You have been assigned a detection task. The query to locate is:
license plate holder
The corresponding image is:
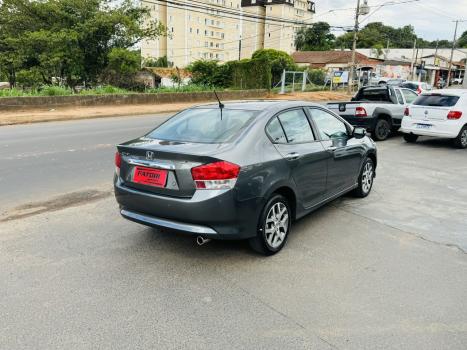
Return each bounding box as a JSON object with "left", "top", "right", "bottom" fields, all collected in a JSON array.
[
  {"left": 132, "top": 166, "right": 168, "bottom": 188},
  {"left": 416, "top": 123, "right": 432, "bottom": 130}
]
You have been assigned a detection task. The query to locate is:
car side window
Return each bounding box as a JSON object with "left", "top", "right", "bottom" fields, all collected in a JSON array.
[
  {"left": 266, "top": 117, "right": 287, "bottom": 143},
  {"left": 308, "top": 108, "right": 348, "bottom": 140},
  {"left": 402, "top": 89, "right": 418, "bottom": 104},
  {"left": 276, "top": 109, "right": 315, "bottom": 143},
  {"left": 395, "top": 89, "right": 404, "bottom": 104}
]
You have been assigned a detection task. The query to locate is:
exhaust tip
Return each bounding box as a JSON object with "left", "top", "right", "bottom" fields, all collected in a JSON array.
[{"left": 196, "top": 236, "right": 211, "bottom": 246}]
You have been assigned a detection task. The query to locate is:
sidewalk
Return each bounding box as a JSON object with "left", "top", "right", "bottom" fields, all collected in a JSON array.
[{"left": 0, "top": 91, "right": 350, "bottom": 126}]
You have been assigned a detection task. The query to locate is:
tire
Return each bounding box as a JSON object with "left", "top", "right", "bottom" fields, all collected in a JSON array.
[
  {"left": 249, "top": 194, "right": 291, "bottom": 256},
  {"left": 352, "top": 157, "right": 375, "bottom": 198},
  {"left": 403, "top": 134, "right": 419, "bottom": 143},
  {"left": 372, "top": 118, "right": 391, "bottom": 141},
  {"left": 453, "top": 125, "right": 467, "bottom": 149}
]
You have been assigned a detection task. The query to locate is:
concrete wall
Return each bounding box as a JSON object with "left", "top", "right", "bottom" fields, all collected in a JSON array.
[{"left": 0, "top": 90, "right": 269, "bottom": 111}]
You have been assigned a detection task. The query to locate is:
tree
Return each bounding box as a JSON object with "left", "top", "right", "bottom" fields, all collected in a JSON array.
[
  {"left": 101, "top": 48, "right": 143, "bottom": 89},
  {"left": 251, "top": 49, "right": 297, "bottom": 86},
  {"left": 335, "top": 22, "right": 420, "bottom": 50},
  {"left": 0, "top": 0, "right": 165, "bottom": 87},
  {"left": 458, "top": 31, "right": 467, "bottom": 48},
  {"left": 295, "top": 22, "right": 335, "bottom": 51},
  {"left": 144, "top": 56, "right": 172, "bottom": 68}
]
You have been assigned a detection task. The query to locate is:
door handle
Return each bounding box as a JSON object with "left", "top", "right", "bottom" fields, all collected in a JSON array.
[
  {"left": 327, "top": 146, "right": 337, "bottom": 151},
  {"left": 285, "top": 152, "right": 300, "bottom": 160}
]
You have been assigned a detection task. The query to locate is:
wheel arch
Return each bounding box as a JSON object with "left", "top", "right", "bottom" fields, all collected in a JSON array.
[{"left": 262, "top": 183, "right": 298, "bottom": 221}]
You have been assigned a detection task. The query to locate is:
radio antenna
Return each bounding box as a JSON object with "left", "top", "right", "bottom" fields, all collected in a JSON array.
[{"left": 213, "top": 90, "right": 224, "bottom": 120}]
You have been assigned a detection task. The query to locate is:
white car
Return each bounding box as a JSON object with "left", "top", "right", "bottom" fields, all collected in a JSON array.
[
  {"left": 400, "top": 89, "right": 467, "bottom": 148},
  {"left": 399, "top": 81, "right": 432, "bottom": 94}
]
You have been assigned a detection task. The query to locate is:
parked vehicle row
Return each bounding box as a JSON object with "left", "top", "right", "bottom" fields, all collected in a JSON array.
[
  {"left": 329, "top": 87, "right": 467, "bottom": 149},
  {"left": 114, "top": 101, "right": 377, "bottom": 255},
  {"left": 327, "top": 85, "right": 418, "bottom": 141}
]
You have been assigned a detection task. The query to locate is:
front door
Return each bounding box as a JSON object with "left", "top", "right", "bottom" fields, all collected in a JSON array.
[
  {"left": 266, "top": 108, "right": 329, "bottom": 208},
  {"left": 307, "top": 107, "right": 365, "bottom": 195}
]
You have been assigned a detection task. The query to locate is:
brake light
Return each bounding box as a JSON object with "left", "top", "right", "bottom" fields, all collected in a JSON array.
[
  {"left": 404, "top": 107, "right": 410, "bottom": 116},
  {"left": 115, "top": 151, "right": 121, "bottom": 175},
  {"left": 191, "top": 161, "right": 240, "bottom": 190},
  {"left": 447, "top": 111, "right": 463, "bottom": 120},
  {"left": 355, "top": 107, "right": 367, "bottom": 117}
]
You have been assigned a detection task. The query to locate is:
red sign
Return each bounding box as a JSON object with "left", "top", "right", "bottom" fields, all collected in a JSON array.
[{"left": 132, "top": 166, "right": 168, "bottom": 188}]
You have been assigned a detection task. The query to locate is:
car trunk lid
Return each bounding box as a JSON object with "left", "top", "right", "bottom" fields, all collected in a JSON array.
[
  {"left": 410, "top": 94, "right": 460, "bottom": 121},
  {"left": 117, "top": 137, "right": 229, "bottom": 198}
]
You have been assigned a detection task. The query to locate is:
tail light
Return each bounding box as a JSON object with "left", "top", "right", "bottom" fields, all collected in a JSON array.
[
  {"left": 115, "top": 151, "right": 121, "bottom": 175},
  {"left": 191, "top": 161, "right": 240, "bottom": 190},
  {"left": 404, "top": 107, "right": 410, "bottom": 116},
  {"left": 447, "top": 111, "right": 463, "bottom": 120},
  {"left": 417, "top": 86, "right": 422, "bottom": 94},
  {"left": 355, "top": 107, "right": 367, "bottom": 117}
]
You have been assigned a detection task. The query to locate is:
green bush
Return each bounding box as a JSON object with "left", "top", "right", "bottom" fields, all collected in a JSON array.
[
  {"left": 228, "top": 59, "right": 271, "bottom": 89},
  {"left": 308, "top": 69, "right": 326, "bottom": 85},
  {"left": 39, "top": 86, "right": 71, "bottom": 96},
  {"left": 187, "top": 60, "right": 231, "bottom": 87},
  {"left": 80, "top": 86, "right": 131, "bottom": 95},
  {"left": 16, "top": 69, "right": 43, "bottom": 89},
  {"left": 251, "top": 49, "right": 297, "bottom": 86}
]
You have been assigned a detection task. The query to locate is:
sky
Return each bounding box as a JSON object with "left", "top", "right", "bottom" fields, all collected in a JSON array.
[{"left": 316, "top": 0, "right": 467, "bottom": 41}]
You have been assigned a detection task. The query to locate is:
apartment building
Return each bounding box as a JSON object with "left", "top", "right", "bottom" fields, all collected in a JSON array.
[{"left": 141, "top": 0, "right": 315, "bottom": 67}]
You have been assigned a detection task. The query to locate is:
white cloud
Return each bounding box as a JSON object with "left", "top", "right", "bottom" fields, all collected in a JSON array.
[{"left": 316, "top": 0, "right": 467, "bottom": 42}]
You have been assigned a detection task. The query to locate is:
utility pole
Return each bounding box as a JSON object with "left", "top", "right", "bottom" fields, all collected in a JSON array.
[
  {"left": 446, "top": 20, "right": 465, "bottom": 87},
  {"left": 238, "top": 37, "right": 242, "bottom": 61},
  {"left": 348, "top": 0, "right": 361, "bottom": 94},
  {"left": 410, "top": 38, "right": 417, "bottom": 80}
]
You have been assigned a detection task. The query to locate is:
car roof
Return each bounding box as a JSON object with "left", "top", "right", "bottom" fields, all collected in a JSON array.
[
  {"left": 422, "top": 89, "right": 467, "bottom": 96},
  {"left": 191, "top": 99, "right": 323, "bottom": 111}
]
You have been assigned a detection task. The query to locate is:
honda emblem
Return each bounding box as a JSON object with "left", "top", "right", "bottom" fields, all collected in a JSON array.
[{"left": 146, "top": 151, "right": 155, "bottom": 160}]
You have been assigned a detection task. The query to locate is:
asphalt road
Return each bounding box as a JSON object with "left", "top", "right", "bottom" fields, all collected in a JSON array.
[
  {"left": 1, "top": 116, "right": 467, "bottom": 349},
  {"left": 0, "top": 114, "right": 169, "bottom": 213}
]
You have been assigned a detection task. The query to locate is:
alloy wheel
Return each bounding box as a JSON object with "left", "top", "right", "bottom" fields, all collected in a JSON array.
[
  {"left": 362, "top": 162, "right": 374, "bottom": 194},
  {"left": 376, "top": 121, "right": 390, "bottom": 140},
  {"left": 264, "top": 202, "right": 289, "bottom": 249},
  {"left": 461, "top": 129, "right": 467, "bottom": 147}
]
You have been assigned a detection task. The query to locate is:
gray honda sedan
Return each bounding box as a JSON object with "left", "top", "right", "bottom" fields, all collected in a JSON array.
[{"left": 114, "top": 100, "right": 377, "bottom": 255}]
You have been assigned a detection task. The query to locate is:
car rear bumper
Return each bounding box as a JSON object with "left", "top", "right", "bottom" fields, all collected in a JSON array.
[
  {"left": 400, "top": 117, "right": 462, "bottom": 138},
  {"left": 114, "top": 178, "right": 262, "bottom": 240}
]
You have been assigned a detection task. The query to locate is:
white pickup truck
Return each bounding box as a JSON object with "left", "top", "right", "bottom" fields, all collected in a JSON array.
[{"left": 327, "top": 86, "right": 419, "bottom": 141}]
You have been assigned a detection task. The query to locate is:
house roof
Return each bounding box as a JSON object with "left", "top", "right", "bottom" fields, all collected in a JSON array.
[
  {"left": 145, "top": 67, "right": 192, "bottom": 79},
  {"left": 291, "top": 51, "right": 381, "bottom": 66},
  {"left": 381, "top": 59, "right": 411, "bottom": 66}
]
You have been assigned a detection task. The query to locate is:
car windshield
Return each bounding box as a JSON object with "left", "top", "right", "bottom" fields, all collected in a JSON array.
[
  {"left": 147, "top": 108, "right": 259, "bottom": 143},
  {"left": 413, "top": 94, "right": 460, "bottom": 107}
]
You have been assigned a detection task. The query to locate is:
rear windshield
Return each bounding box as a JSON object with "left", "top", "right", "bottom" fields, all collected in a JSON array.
[
  {"left": 413, "top": 94, "right": 460, "bottom": 107},
  {"left": 147, "top": 108, "right": 259, "bottom": 143},
  {"left": 355, "top": 88, "right": 389, "bottom": 101}
]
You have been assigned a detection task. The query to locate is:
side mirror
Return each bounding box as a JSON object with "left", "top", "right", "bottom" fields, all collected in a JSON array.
[{"left": 353, "top": 127, "right": 366, "bottom": 139}]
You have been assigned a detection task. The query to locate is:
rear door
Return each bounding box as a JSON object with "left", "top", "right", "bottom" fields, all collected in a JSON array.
[
  {"left": 307, "top": 107, "right": 364, "bottom": 194},
  {"left": 267, "top": 108, "right": 329, "bottom": 208}
]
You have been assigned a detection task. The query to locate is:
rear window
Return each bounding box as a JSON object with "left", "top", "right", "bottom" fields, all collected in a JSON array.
[
  {"left": 413, "top": 94, "right": 460, "bottom": 107},
  {"left": 401, "top": 83, "right": 417, "bottom": 90},
  {"left": 147, "top": 108, "right": 258, "bottom": 143},
  {"left": 356, "top": 88, "right": 389, "bottom": 101}
]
